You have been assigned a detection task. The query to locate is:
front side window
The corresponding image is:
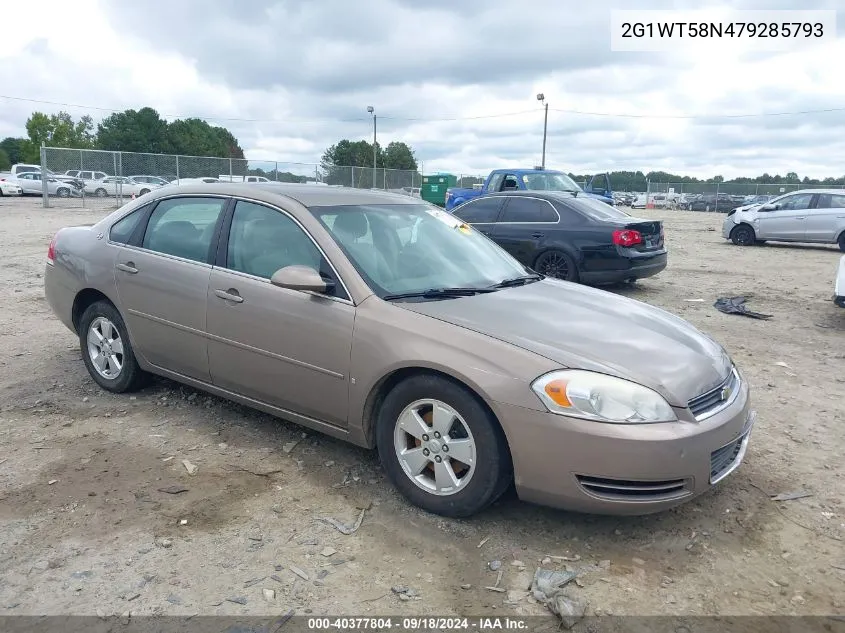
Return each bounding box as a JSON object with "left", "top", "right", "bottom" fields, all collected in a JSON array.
[
  {"left": 776, "top": 193, "right": 813, "bottom": 211},
  {"left": 225, "top": 200, "right": 323, "bottom": 280},
  {"left": 142, "top": 197, "right": 226, "bottom": 263},
  {"left": 311, "top": 203, "right": 528, "bottom": 298}
]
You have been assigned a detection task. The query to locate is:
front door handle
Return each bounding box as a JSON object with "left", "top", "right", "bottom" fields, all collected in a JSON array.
[
  {"left": 116, "top": 262, "right": 138, "bottom": 274},
  {"left": 531, "top": 232, "right": 545, "bottom": 239},
  {"left": 795, "top": 217, "right": 805, "bottom": 220},
  {"left": 214, "top": 288, "right": 244, "bottom": 303}
]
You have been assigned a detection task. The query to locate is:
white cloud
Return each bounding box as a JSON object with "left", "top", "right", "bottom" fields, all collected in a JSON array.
[{"left": 1, "top": 0, "right": 843, "bottom": 180}]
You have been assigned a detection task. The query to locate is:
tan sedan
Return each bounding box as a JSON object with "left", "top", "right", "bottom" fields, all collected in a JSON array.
[{"left": 44, "top": 184, "right": 755, "bottom": 517}]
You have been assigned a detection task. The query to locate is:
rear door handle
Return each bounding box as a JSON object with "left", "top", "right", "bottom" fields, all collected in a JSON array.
[
  {"left": 795, "top": 217, "right": 805, "bottom": 220},
  {"left": 531, "top": 232, "right": 545, "bottom": 239},
  {"left": 116, "top": 262, "right": 138, "bottom": 274},
  {"left": 214, "top": 288, "right": 244, "bottom": 303}
]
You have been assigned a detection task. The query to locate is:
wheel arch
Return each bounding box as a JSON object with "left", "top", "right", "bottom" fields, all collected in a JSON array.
[
  {"left": 71, "top": 288, "right": 116, "bottom": 334},
  {"left": 360, "top": 365, "right": 509, "bottom": 454}
]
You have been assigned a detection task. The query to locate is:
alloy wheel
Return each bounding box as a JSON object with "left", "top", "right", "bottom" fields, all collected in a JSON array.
[
  {"left": 393, "top": 398, "right": 476, "bottom": 496},
  {"left": 87, "top": 317, "right": 124, "bottom": 380}
]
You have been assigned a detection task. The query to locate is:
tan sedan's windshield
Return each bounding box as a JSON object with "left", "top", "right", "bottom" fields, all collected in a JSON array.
[{"left": 311, "top": 204, "right": 529, "bottom": 297}]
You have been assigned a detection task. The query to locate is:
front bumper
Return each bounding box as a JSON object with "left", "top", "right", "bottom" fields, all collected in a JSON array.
[
  {"left": 493, "top": 378, "right": 755, "bottom": 515},
  {"left": 721, "top": 216, "right": 736, "bottom": 239}
]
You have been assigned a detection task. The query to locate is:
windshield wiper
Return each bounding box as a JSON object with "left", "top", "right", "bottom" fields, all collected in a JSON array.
[
  {"left": 489, "top": 274, "right": 543, "bottom": 288},
  {"left": 383, "top": 287, "right": 499, "bottom": 301}
]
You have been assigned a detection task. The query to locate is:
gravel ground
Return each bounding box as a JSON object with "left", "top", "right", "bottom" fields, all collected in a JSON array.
[{"left": 0, "top": 195, "right": 843, "bottom": 621}]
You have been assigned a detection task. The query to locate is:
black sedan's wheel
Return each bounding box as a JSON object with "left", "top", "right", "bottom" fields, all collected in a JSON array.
[
  {"left": 376, "top": 375, "right": 512, "bottom": 518},
  {"left": 730, "top": 224, "right": 755, "bottom": 246},
  {"left": 79, "top": 301, "right": 149, "bottom": 393},
  {"left": 534, "top": 249, "right": 578, "bottom": 282}
]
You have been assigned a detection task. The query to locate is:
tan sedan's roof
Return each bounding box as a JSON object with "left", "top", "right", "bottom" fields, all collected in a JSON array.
[{"left": 155, "top": 182, "right": 423, "bottom": 208}]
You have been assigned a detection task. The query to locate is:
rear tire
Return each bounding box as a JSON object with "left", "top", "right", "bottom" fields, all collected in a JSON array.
[
  {"left": 95, "top": 188, "right": 108, "bottom": 197},
  {"left": 534, "top": 249, "right": 578, "bottom": 282},
  {"left": 79, "top": 301, "right": 149, "bottom": 393},
  {"left": 140, "top": 188, "right": 150, "bottom": 196},
  {"left": 376, "top": 374, "right": 512, "bottom": 518},
  {"left": 838, "top": 233, "right": 845, "bottom": 253},
  {"left": 730, "top": 224, "right": 755, "bottom": 246}
]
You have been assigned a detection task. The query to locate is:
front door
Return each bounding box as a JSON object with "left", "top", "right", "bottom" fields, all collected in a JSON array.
[
  {"left": 756, "top": 192, "right": 815, "bottom": 240},
  {"left": 450, "top": 196, "right": 505, "bottom": 237},
  {"left": 114, "top": 195, "right": 228, "bottom": 382},
  {"left": 205, "top": 199, "right": 354, "bottom": 428}
]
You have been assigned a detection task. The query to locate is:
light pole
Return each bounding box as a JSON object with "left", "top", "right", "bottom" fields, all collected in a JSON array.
[
  {"left": 367, "top": 105, "right": 377, "bottom": 187},
  {"left": 536, "top": 93, "right": 548, "bottom": 169}
]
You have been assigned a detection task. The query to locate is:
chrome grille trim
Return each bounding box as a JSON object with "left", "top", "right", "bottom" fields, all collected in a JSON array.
[{"left": 688, "top": 367, "right": 740, "bottom": 421}]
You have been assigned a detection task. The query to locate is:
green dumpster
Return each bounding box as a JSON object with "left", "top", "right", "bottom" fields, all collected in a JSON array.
[{"left": 421, "top": 173, "right": 457, "bottom": 207}]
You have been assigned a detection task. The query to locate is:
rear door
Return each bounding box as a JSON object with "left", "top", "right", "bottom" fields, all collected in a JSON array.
[
  {"left": 804, "top": 192, "right": 845, "bottom": 242},
  {"left": 450, "top": 196, "right": 506, "bottom": 237},
  {"left": 114, "top": 195, "right": 228, "bottom": 382},
  {"left": 756, "top": 192, "right": 815, "bottom": 240},
  {"left": 490, "top": 196, "right": 560, "bottom": 262}
]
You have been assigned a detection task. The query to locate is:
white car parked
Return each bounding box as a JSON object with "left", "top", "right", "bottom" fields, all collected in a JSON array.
[
  {"left": 835, "top": 255, "right": 845, "bottom": 308},
  {"left": 14, "top": 172, "right": 80, "bottom": 197},
  {"left": 0, "top": 179, "right": 23, "bottom": 196},
  {"left": 84, "top": 176, "right": 162, "bottom": 197}
]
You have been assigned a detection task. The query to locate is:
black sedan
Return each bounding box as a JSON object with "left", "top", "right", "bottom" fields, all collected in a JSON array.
[{"left": 450, "top": 191, "right": 667, "bottom": 285}]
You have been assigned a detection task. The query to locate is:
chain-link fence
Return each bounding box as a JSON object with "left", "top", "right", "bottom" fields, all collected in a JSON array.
[
  {"left": 640, "top": 181, "right": 845, "bottom": 212},
  {"left": 39, "top": 147, "right": 424, "bottom": 210}
]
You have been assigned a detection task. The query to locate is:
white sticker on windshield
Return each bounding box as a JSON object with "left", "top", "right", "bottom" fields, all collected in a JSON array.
[{"left": 425, "top": 207, "right": 462, "bottom": 229}]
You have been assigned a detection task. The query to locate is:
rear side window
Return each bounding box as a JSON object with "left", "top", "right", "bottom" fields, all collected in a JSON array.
[
  {"left": 452, "top": 197, "right": 502, "bottom": 223},
  {"left": 109, "top": 208, "right": 144, "bottom": 244},
  {"left": 817, "top": 193, "right": 845, "bottom": 209},
  {"left": 142, "top": 197, "right": 227, "bottom": 263},
  {"left": 500, "top": 198, "right": 559, "bottom": 223}
]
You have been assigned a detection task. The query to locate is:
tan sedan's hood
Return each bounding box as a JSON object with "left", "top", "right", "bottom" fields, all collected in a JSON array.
[{"left": 395, "top": 279, "right": 731, "bottom": 407}]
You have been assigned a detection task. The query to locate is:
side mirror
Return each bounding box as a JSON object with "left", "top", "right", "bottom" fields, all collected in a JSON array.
[
  {"left": 759, "top": 203, "right": 777, "bottom": 211},
  {"left": 270, "top": 265, "right": 335, "bottom": 294}
]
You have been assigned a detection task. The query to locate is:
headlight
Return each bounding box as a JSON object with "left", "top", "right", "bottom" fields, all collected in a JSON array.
[{"left": 531, "top": 370, "right": 677, "bottom": 424}]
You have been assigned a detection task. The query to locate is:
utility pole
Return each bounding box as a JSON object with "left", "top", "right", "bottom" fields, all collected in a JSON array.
[
  {"left": 367, "top": 106, "right": 377, "bottom": 187},
  {"left": 537, "top": 94, "right": 548, "bottom": 169}
]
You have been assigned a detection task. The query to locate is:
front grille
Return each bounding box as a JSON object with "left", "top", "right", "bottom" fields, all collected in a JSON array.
[
  {"left": 710, "top": 435, "right": 744, "bottom": 482},
  {"left": 688, "top": 368, "right": 740, "bottom": 420},
  {"left": 575, "top": 475, "right": 690, "bottom": 502}
]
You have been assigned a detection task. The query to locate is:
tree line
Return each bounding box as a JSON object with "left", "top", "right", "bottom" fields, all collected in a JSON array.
[
  {"left": 0, "top": 107, "right": 245, "bottom": 169},
  {"left": 568, "top": 170, "right": 845, "bottom": 190}
]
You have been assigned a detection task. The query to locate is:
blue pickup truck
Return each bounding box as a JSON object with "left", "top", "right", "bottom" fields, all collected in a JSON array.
[{"left": 444, "top": 168, "right": 613, "bottom": 211}]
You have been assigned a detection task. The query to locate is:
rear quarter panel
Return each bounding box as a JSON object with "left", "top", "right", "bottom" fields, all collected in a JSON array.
[{"left": 45, "top": 225, "right": 121, "bottom": 333}]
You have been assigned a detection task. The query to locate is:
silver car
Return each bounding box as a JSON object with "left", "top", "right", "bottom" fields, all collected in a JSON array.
[{"left": 722, "top": 189, "right": 845, "bottom": 251}]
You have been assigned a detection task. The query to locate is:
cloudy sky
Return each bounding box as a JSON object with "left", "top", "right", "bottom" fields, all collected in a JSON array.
[{"left": 1, "top": 0, "right": 843, "bottom": 180}]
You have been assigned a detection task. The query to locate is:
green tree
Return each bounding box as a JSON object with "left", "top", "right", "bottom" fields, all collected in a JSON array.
[
  {"left": 0, "top": 148, "right": 10, "bottom": 171},
  {"left": 167, "top": 118, "right": 244, "bottom": 158},
  {"left": 25, "top": 111, "right": 95, "bottom": 149},
  {"left": 0, "top": 137, "right": 28, "bottom": 165},
  {"left": 97, "top": 107, "right": 171, "bottom": 153},
  {"left": 382, "top": 141, "right": 418, "bottom": 170}
]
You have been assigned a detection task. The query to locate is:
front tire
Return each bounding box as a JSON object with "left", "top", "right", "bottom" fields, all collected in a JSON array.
[
  {"left": 140, "top": 188, "right": 150, "bottom": 196},
  {"left": 376, "top": 375, "right": 512, "bottom": 518},
  {"left": 730, "top": 224, "right": 755, "bottom": 246},
  {"left": 534, "top": 249, "right": 578, "bottom": 282},
  {"left": 79, "top": 301, "right": 148, "bottom": 393},
  {"left": 57, "top": 187, "right": 70, "bottom": 198},
  {"left": 95, "top": 188, "right": 108, "bottom": 197},
  {"left": 838, "top": 232, "right": 845, "bottom": 253}
]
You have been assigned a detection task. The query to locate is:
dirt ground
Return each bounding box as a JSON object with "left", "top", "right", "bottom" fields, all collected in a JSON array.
[{"left": 0, "top": 195, "right": 843, "bottom": 621}]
